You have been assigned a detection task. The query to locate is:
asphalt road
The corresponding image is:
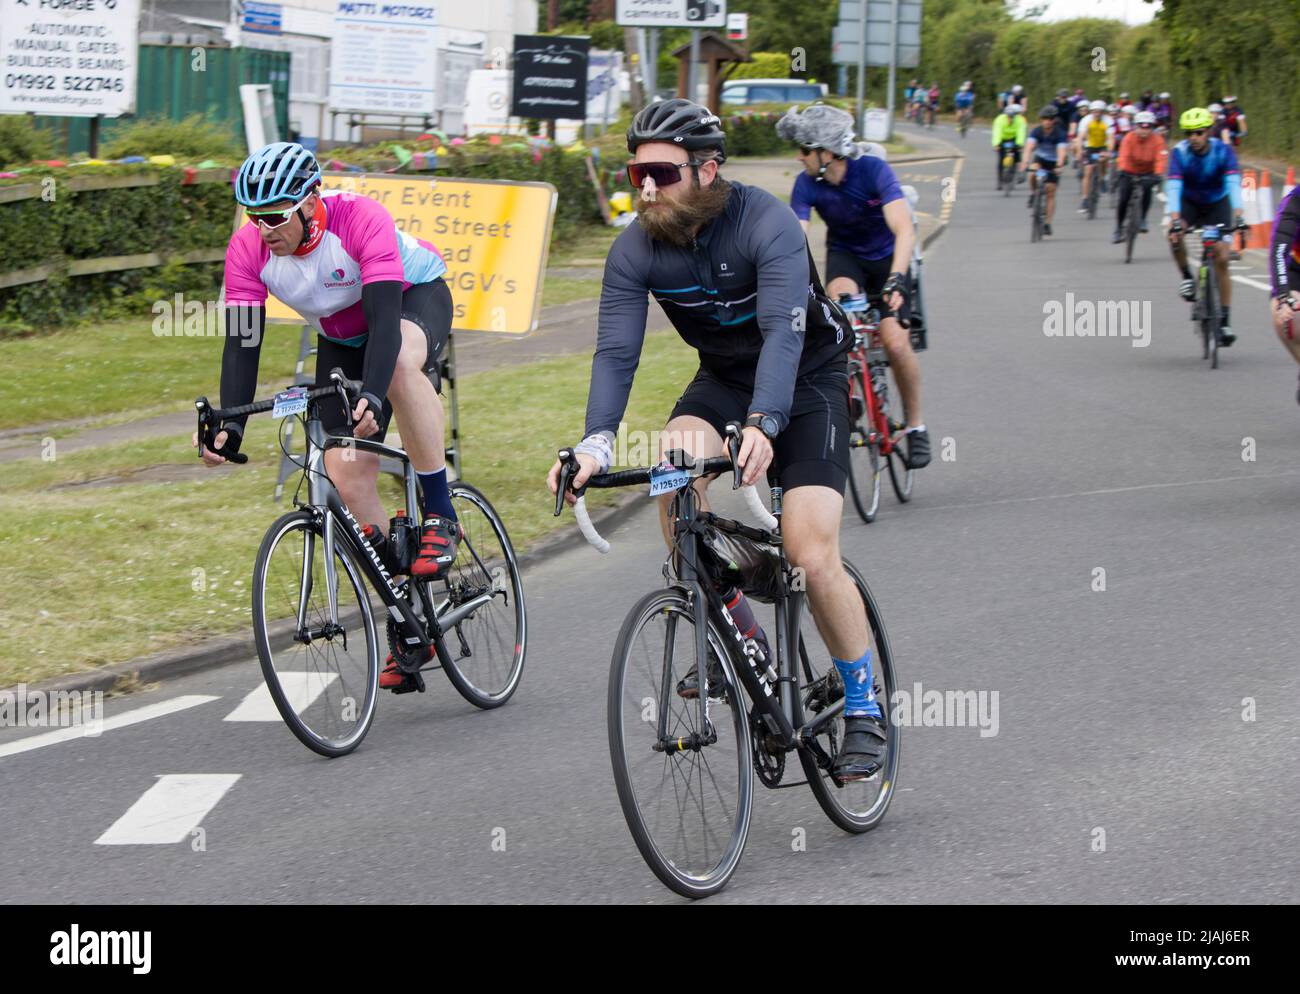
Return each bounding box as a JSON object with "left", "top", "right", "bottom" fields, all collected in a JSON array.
[{"left": 3, "top": 122, "right": 1297, "bottom": 904}]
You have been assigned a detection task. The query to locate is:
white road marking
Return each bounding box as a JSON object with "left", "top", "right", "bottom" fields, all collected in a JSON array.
[
  {"left": 223, "top": 672, "right": 339, "bottom": 722},
  {"left": 96, "top": 774, "right": 240, "bottom": 845},
  {"left": 1232, "top": 274, "right": 1274, "bottom": 292},
  {"left": 0, "top": 695, "right": 219, "bottom": 760}
]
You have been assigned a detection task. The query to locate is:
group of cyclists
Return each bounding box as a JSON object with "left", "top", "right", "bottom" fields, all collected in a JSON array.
[
  {"left": 201, "top": 98, "right": 928, "bottom": 779},
  {"left": 196, "top": 72, "right": 1298, "bottom": 773},
  {"left": 980, "top": 85, "right": 1256, "bottom": 345}
]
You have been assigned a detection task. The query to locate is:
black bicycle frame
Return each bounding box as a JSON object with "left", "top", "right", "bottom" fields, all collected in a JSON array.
[{"left": 660, "top": 484, "right": 843, "bottom": 764}]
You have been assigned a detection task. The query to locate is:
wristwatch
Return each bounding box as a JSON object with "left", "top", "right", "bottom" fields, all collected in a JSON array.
[{"left": 745, "top": 413, "right": 779, "bottom": 439}]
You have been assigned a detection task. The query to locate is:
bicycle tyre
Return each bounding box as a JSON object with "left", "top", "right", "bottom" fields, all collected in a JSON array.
[
  {"left": 799, "top": 558, "right": 900, "bottom": 833},
  {"left": 417, "top": 482, "right": 527, "bottom": 709},
  {"left": 888, "top": 444, "right": 915, "bottom": 502},
  {"left": 1205, "top": 264, "right": 1220, "bottom": 369},
  {"left": 846, "top": 370, "right": 883, "bottom": 523},
  {"left": 252, "top": 511, "right": 379, "bottom": 758},
  {"left": 608, "top": 587, "right": 753, "bottom": 899}
]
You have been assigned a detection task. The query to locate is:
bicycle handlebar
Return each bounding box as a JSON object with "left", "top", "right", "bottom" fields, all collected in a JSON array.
[
  {"left": 554, "top": 422, "right": 779, "bottom": 553},
  {"left": 194, "top": 368, "right": 364, "bottom": 465}
]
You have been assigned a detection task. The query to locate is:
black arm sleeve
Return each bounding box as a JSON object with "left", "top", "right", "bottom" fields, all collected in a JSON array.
[
  {"left": 744, "top": 200, "right": 809, "bottom": 432},
  {"left": 1270, "top": 191, "right": 1300, "bottom": 297},
  {"left": 359, "top": 279, "right": 404, "bottom": 412},
  {"left": 219, "top": 305, "right": 267, "bottom": 438},
  {"left": 583, "top": 231, "right": 650, "bottom": 439}
]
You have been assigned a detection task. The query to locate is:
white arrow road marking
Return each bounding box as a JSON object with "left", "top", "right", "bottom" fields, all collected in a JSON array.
[
  {"left": 223, "top": 672, "right": 339, "bottom": 721},
  {"left": 0, "top": 695, "right": 219, "bottom": 760},
  {"left": 96, "top": 774, "right": 241, "bottom": 845}
]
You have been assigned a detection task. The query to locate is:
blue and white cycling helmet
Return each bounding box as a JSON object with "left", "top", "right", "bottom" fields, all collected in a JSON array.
[{"left": 234, "top": 142, "right": 321, "bottom": 208}]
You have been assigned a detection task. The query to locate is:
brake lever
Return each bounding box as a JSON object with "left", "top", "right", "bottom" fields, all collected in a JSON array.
[
  {"left": 329, "top": 368, "right": 354, "bottom": 427},
  {"left": 724, "top": 422, "right": 743, "bottom": 489},
  {"left": 555, "top": 448, "right": 578, "bottom": 516}
]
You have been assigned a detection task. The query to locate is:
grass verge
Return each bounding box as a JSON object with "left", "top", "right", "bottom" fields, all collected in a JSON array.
[{"left": 0, "top": 329, "right": 698, "bottom": 685}]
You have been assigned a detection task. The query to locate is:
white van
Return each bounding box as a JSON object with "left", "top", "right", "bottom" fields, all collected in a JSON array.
[{"left": 720, "top": 79, "right": 830, "bottom": 106}]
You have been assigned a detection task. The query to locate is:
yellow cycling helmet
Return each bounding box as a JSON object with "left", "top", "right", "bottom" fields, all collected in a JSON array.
[{"left": 1179, "top": 107, "right": 1214, "bottom": 131}]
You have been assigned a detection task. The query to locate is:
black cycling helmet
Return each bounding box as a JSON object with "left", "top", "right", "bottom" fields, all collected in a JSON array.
[
  {"left": 1039, "top": 105, "right": 1059, "bottom": 119},
  {"left": 627, "top": 98, "right": 727, "bottom": 162}
]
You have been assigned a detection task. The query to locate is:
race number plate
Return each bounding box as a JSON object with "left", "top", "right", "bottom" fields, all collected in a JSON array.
[
  {"left": 271, "top": 387, "right": 308, "bottom": 419},
  {"left": 648, "top": 464, "right": 690, "bottom": 496}
]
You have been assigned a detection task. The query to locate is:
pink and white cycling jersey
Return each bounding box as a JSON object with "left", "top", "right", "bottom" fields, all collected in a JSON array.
[{"left": 224, "top": 190, "right": 447, "bottom": 343}]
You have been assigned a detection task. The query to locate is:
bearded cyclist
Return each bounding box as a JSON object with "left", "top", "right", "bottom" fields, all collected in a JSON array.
[
  {"left": 202, "top": 142, "right": 460, "bottom": 691},
  {"left": 778, "top": 103, "right": 928, "bottom": 468},
  {"left": 545, "top": 100, "right": 890, "bottom": 780},
  {"left": 1166, "top": 107, "right": 1245, "bottom": 346}
]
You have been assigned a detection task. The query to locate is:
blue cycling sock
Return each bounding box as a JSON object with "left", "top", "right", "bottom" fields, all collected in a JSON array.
[
  {"left": 418, "top": 468, "right": 456, "bottom": 522},
  {"left": 833, "top": 648, "right": 882, "bottom": 719}
]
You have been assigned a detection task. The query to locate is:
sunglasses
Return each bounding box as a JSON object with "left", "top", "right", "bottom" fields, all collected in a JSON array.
[
  {"left": 627, "top": 160, "right": 701, "bottom": 188},
  {"left": 799, "top": 146, "right": 823, "bottom": 157},
  {"left": 246, "top": 193, "right": 313, "bottom": 229},
  {"left": 1186, "top": 129, "right": 1208, "bottom": 137}
]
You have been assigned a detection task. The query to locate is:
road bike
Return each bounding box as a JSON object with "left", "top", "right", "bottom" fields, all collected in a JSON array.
[
  {"left": 195, "top": 369, "right": 527, "bottom": 756},
  {"left": 1174, "top": 222, "right": 1244, "bottom": 370},
  {"left": 998, "top": 140, "right": 1018, "bottom": 195},
  {"left": 840, "top": 295, "right": 915, "bottom": 523},
  {"left": 1029, "top": 165, "right": 1052, "bottom": 242},
  {"left": 1084, "top": 150, "right": 1107, "bottom": 219},
  {"left": 957, "top": 106, "right": 972, "bottom": 137},
  {"left": 1120, "top": 173, "right": 1161, "bottom": 263},
  {"left": 554, "top": 426, "right": 899, "bottom": 898}
]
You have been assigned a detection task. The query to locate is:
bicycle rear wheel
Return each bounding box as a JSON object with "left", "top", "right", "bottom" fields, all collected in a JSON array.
[
  {"left": 608, "top": 587, "right": 752, "bottom": 899},
  {"left": 887, "top": 433, "right": 914, "bottom": 503},
  {"left": 846, "top": 370, "right": 883, "bottom": 523},
  {"left": 1031, "top": 190, "right": 1043, "bottom": 242},
  {"left": 1125, "top": 197, "right": 1138, "bottom": 263},
  {"left": 252, "top": 511, "right": 379, "bottom": 757},
  {"left": 422, "top": 482, "right": 527, "bottom": 708},
  {"left": 1204, "top": 265, "right": 1220, "bottom": 368},
  {"left": 799, "top": 559, "right": 900, "bottom": 832}
]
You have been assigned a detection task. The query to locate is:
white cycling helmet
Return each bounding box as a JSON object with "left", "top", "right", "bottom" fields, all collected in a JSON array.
[
  {"left": 1006, "top": 103, "right": 1023, "bottom": 115},
  {"left": 1121, "top": 105, "right": 1136, "bottom": 115},
  {"left": 1159, "top": 91, "right": 1171, "bottom": 99},
  {"left": 1134, "top": 110, "right": 1156, "bottom": 126},
  {"left": 1119, "top": 92, "right": 1130, "bottom": 100},
  {"left": 1089, "top": 99, "right": 1106, "bottom": 111},
  {"left": 1012, "top": 84, "right": 1023, "bottom": 92},
  {"left": 1208, "top": 102, "right": 1224, "bottom": 114}
]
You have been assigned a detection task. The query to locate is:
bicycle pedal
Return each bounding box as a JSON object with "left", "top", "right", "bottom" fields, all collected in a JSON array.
[{"left": 387, "top": 670, "right": 426, "bottom": 694}]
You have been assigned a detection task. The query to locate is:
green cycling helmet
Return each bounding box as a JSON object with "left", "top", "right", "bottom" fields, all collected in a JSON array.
[{"left": 1179, "top": 107, "right": 1214, "bottom": 131}]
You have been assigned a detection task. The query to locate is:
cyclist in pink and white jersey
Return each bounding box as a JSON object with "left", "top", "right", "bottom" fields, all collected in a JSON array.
[{"left": 199, "top": 143, "right": 459, "bottom": 688}]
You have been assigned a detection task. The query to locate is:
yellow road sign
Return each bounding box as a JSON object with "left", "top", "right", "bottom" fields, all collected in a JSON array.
[{"left": 242, "top": 173, "right": 557, "bottom": 334}]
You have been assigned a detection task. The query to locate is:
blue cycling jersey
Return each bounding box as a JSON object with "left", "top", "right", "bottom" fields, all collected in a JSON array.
[
  {"left": 955, "top": 91, "right": 974, "bottom": 109},
  {"left": 789, "top": 154, "right": 904, "bottom": 261},
  {"left": 1166, "top": 138, "right": 1241, "bottom": 207}
]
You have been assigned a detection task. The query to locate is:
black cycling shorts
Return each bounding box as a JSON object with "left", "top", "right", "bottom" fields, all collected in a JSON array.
[
  {"left": 1179, "top": 196, "right": 1233, "bottom": 230},
  {"left": 317, "top": 279, "right": 453, "bottom": 441},
  {"left": 1031, "top": 159, "right": 1061, "bottom": 183},
  {"left": 669, "top": 361, "right": 850, "bottom": 495},
  {"left": 825, "top": 250, "right": 914, "bottom": 326}
]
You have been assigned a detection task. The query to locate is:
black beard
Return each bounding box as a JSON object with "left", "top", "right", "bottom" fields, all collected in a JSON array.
[{"left": 637, "top": 175, "right": 733, "bottom": 247}]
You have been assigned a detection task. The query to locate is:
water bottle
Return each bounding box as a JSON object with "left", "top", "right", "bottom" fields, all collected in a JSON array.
[{"left": 389, "top": 511, "right": 416, "bottom": 574}]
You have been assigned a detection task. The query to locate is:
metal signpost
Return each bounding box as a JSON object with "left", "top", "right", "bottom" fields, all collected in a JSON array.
[{"left": 831, "top": 0, "right": 922, "bottom": 141}]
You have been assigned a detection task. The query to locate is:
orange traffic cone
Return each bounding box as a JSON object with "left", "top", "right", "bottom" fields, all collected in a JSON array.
[
  {"left": 1285, "top": 165, "right": 1296, "bottom": 198},
  {"left": 1248, "top": 170, "right": 1274, "bottom": 248}
]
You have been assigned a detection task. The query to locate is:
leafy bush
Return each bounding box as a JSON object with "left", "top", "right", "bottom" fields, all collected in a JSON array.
[
  {"left": 728, "top": 52, "right": 796, "bottom": 81},
  {"left": 0, "top": 116, "right": 56, "bottom": 169},
  {"left": 102, "top": 115, "right": 243, "bottom": 161}
]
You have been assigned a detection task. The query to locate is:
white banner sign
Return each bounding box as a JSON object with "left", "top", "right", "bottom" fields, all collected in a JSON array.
[
  {"left": 329, "top": 2, "right": 438, "bottom": 115},
  {"left": 587, "top": 49, "right": 623, "bottom": 125},
  {"left": 0, "top": 0, "right": 140, "bottom": 118},
  {"left": 616, "top": 0, "right": 726, "bottom": 30}
]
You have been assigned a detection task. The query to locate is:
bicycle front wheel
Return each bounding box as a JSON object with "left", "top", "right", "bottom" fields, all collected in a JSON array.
[
  {"left": 252, "top": 511, "right": 379, "bottom": 757},
  {"left": 888, "top": 436, "right": 914, "bottom": 502},
  {"left": 422, "top": 482, "right": 527, "bottom": 708},
  {"left": 608, "top": 587, "right": 753, "bottom": 899},
  {"left": 847, "top": 371, "right": 883, "bottom": 523},
  {"left": 1125, "top": 199, "right": 1138, "bottom": 263},
  {"left": 799, "top": 559, "right": 900, "bottom": 833},
  {"left": 1204, "top": 266, "right": 1220, "bottom": 368}
]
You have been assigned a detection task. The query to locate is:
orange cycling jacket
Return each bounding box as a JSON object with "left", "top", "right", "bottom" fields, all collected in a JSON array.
[{"left": 1118, "top": 132, "right": 1167, "bottom": 175}]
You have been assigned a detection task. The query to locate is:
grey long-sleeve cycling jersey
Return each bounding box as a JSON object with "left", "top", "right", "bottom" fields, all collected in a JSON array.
[{"left": 583, "top": 180, "right": 851, "bottom": 441}]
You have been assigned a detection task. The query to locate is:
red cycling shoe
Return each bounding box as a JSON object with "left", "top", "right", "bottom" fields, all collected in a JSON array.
[{"left": 410, "top": 515, "right": 461, "bottom": 579}]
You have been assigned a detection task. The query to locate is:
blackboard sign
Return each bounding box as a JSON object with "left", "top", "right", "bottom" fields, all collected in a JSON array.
[{"left": 511, "top": 34, "right": 590, "bottom": 121}]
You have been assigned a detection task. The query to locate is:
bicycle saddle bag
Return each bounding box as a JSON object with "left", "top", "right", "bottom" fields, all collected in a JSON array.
[{"left": 697, "top": 527, "right": 785, "bottom": 604}]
